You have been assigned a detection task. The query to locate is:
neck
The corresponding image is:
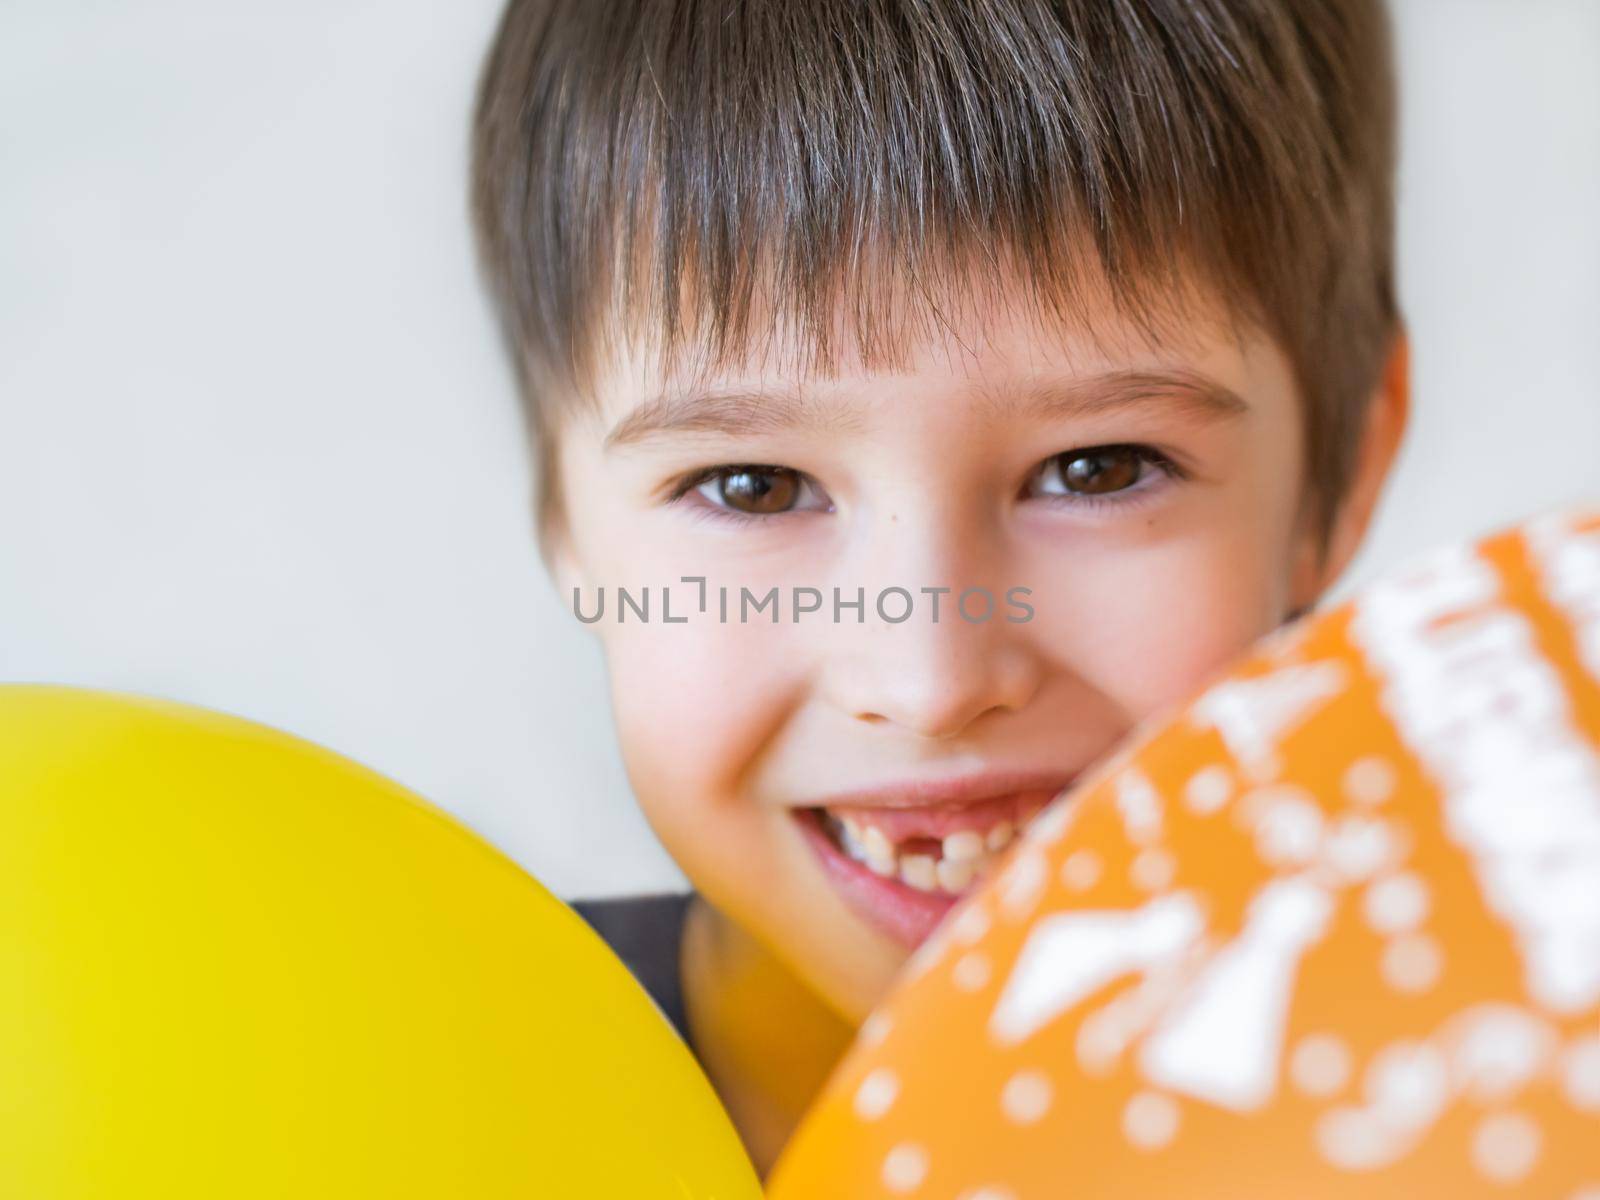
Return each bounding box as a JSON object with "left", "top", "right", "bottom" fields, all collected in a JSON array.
[{"left": 679, "top": 895, "right": 856, "bottom": 1179}]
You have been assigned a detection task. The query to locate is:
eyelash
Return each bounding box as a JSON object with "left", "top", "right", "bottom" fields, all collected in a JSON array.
[
  {"left": 667, "top": 444, "right": 1186, "bottom": 526},
  {"left": 1029, "top": 444, "right": 1187, "bottom": 514},
  {"left": 666, "top": 463, "right": 810, "bottom": 528}
]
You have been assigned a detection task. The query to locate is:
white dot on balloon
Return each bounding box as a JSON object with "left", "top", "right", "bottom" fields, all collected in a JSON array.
[
  {"left": 999, "top": 849, "right": 1050, "bottom": 917},
  {"left": 1316, "top": 1110, "right": 1390, "bottom": 1170},
  {"left": 1116, "top": 769, "right": 1164, "bottom": 845},
  {"left": 1130, "top": 848, "right": 1176, "bottom": 892},
  {"left": 1060, "top": 849, "right": 1101, "bottom": 892},
  {"left": 1123, "top": 1091, "right": 1180, "bottom": 1151},
  {"left": 902, "top": 932, "right": 949, "bottom": 984},
  {"left": 1183, "top": 764, "right": 1233, "bottom": 815},
  {"left": 854, "top": 1067, "right": 899, "bottom": 1121},
  {"left": 956, "top": 1188, "right": 1018, "bottom": 1200},
  {"left": 950, "top": 902, "right": 992, "bottom": 945},
  {"left": 1291, "top": 1033, "right": 1353, "bottom": 1098},
  {"left": 1382, "top": 934, "right": 1443, "bottom": 993},
  {"left": 1344, "top": 756, "right": 1397, "bottom": 807},
  {"left": 1028, "top": 797, "right": 1077, "bottom": 845},
  {"left": 882, "top": 1143, "right": 929, "bottom": 1193},
  {"left": 1367, "top": 1041, "right": 1450, "bottom": 1128},
  {"left": 1001, "top": 1069, "right": 1053, "bottom": 1125},
  {"left": 1321, "top": 816, "right": 1400, "bottom": 883},
  {"left": 1568, "top": 1188, "right": 1600, "bottom": 1200},
  {"left": 1248, "top": 787, "right": 1325, "bottom": 866},
  {"left": 952, "top": 951, "right": 992, "bottom": 992},
  {"left": 1472, "top": 1112, "right": 1541, "bottom": 1183},
  {"left": 1364, "top": 872, "right": 1430, "bottom": 934},
  {"left": 858, "top": 1011, "right": 892, "bottom": 1048},
  {"left": 1075, "top": 1010, "right": 1124, "bottom": 1076},
  {"left": 1564, "top": 1037, "right": 1600, "bottom": 1113}
]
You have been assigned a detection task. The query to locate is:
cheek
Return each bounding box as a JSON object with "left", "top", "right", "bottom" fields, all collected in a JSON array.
[
  {"left": 1029, "top": 520, "right": 1294, "bottom": 718},
  {"left": 601, "top": 616, "right": 799, "bottom": 839}
]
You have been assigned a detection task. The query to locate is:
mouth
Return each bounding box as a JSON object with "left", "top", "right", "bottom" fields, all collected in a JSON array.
[{"left": 791, "top": 783, "right": 1070, "bottom": 951}]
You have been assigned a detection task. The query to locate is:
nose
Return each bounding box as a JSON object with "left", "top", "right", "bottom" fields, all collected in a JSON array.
[
  {"left": 826, "top": 610, "right": 1045, "bottom": 740},
  {"left": 816, "top": 513, "right": 1046, "bottom": 741}
]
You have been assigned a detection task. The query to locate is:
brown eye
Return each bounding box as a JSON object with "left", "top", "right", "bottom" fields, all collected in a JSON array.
[
  {"left": 1047, "top": 446, "right": 1143, "bottom": 495},
  {"left": 711, "top": 466, "right": 801, "bottom": 514}
]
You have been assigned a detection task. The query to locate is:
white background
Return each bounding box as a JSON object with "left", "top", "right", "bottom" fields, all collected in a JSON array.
[{"left": 3, "top": 1, "right": 1596, "bottom": 899}]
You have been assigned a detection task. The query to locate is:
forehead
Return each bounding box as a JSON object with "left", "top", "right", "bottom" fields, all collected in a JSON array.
[{"left": 575, "top": 266, "right": 1266, "bottom": 441}]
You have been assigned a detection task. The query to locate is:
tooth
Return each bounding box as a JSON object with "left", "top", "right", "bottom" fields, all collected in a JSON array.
[
  {"left": 935, "top": 857, "right": 976, "bottom": 893},
  {"left": 853, "top": 824, "right": 898, "bottom": 877},
  {"left": 985, "top": 820, "right": 1015, "bottom": 852},
  {"left": 943, "top": 830, "right": 985, "bottom": 863},
  {"left": 899, "top": 854, "right": 937, "bottom": 891},
  {"left": 866, "top": 851, "right": 897, "bottom": 877},
  {"left": 839, "top": 828, "right": 895, "bottom": 876},
  {"left": 862, "top": 825, "right": 894, "bottom": 862},
  {"left": 842, "top": 815, "right": 864, "bottom": 842}
]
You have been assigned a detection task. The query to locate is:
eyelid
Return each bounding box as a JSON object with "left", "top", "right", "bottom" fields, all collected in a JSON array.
[
  {"left": 1023, "top": 443, "right": 1186, "bottom": 507},
  {"left": 669, "top": 462, "right": 832, "bottom": 522},
  {"left": 666, "top": 443, "right": 1187, "bottom": 526}
]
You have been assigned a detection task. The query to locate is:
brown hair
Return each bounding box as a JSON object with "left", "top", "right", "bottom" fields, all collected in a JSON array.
[{"left": 470, "top": 0, "right": 1398, "bottom": 555}]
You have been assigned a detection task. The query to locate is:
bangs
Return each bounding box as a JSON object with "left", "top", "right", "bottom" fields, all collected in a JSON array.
[{"left": 472, "top": 0, "right": 1396, "bottom": 542}]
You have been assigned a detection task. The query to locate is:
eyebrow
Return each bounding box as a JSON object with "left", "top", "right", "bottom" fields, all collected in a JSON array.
[{"left": 602, "top": 368, "right": 1249, "bottom": 452}]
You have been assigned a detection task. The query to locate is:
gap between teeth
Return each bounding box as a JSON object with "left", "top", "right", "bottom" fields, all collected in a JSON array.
[{"left": 824, "top": 811, "right": 1018, "bottom": 895}]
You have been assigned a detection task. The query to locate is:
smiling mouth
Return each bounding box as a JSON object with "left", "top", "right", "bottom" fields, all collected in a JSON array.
[{"left": 805, "top": 787, "right": 1059, "bottom": 897}]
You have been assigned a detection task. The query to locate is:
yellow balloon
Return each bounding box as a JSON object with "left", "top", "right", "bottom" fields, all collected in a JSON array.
[{"left": 0, "top": 684, "right": 760, "bottom": 1199}]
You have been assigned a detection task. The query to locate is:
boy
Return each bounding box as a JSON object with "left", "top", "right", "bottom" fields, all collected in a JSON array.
[{"left": 470, "top": 0, "right": 1408, "bottom": 1175}]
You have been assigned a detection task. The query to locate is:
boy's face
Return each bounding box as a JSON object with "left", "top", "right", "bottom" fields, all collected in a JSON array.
[{"left": 550, "top": 283, "right": 1369, "bottom": 1022}]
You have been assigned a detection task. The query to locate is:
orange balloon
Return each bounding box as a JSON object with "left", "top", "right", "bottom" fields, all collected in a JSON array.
[{"left": 769, "top": 507, "right": 1600, "bottom": 1198}]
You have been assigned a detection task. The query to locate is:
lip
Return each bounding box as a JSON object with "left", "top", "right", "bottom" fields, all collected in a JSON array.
[
  {"left": 791, "top": 768, "right": 1080, "bottom": 949},
  {"left": 792, "top": 806, "right": 964, "bottom": 950},
  {"left": 806, "top": 768, "right": 1079, "bottom": 811}
]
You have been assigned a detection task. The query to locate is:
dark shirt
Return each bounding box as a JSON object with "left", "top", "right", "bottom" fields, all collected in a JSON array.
[{"left": 569, "top": 890, "right": 697, "bottom": 1053}]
